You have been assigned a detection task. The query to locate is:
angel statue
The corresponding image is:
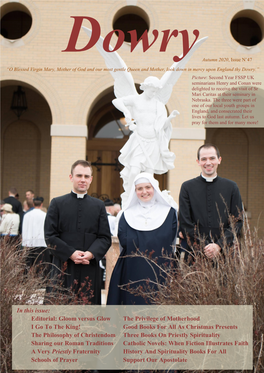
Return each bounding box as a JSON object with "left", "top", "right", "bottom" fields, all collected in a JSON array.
[
  {"left": 82, "top": 27, "right": 207, "bottom": 207},
  {"left": 112, "top": 76, "right": 179, "bottom": 206}
]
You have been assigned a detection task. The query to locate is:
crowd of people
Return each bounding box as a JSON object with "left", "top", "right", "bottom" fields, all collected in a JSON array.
[
  {"left": 1, "top": 143, "right": 243, "bottom": 307},
  {"left": 0, "top": 188, "right": 50, "bottom": 271}
]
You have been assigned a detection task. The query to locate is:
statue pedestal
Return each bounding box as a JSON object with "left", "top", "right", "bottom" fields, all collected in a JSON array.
[{"left": 104, "top": 236, "right": 120, "bottom": 302}]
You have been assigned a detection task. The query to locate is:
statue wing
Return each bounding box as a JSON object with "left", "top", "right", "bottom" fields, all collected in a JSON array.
[
  {"left": 156, "top": 36, "right": 208, "bottom": 104},
  {"left": 82, "top": 27, "right": 138, "bottom": 98}
]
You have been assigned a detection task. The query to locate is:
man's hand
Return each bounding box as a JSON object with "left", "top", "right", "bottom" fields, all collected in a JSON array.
[
  {"left": 204, "top": 243, "right": 221, "bottom": 259},
  {"left": 70, "top": 250, "right": 94, "bottom": 265},
  {"left": 70, "top": 250, "right": 86, "bottom": 264},
  {"left": 80, "top": 251, "right": 94, "bottom": 265}
]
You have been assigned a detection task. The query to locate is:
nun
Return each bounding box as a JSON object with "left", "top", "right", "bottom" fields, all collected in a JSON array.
[{"left": 107, "top": 172, "right": 177, "bottom": 305}]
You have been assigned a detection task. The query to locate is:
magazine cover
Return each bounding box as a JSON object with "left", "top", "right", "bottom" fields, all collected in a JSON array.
[{"left": 1, "top": 0, "right": 264, "bottom": 372}]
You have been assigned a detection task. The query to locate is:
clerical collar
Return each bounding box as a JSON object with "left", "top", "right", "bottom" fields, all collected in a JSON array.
[
  {"left": 71, "top": 190, "right": 87, "bottom": 198},
  {"left": 201, "top": 174, "right": 217, "bottom": 182}
]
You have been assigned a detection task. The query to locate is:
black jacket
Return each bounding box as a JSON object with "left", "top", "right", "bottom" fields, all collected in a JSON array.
[
  {"left": 179, "top": 176, "right": 243, "bottom": 250},
  {"left": 44, "top": 192, "right": 111, "bottom": 304}
]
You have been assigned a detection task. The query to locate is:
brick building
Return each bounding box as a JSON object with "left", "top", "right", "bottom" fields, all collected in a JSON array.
[{"left": 1, "top": 0, "right": 264, "bottom": 234}]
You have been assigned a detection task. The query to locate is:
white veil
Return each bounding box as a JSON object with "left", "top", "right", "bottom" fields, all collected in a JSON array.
[{"left": 123, "top": 173, "right": 173, "bottom": 231}]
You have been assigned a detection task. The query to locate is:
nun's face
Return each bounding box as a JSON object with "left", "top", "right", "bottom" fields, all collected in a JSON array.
[{"left": 135, "top": 182, "right": 154, "bottom": 202}]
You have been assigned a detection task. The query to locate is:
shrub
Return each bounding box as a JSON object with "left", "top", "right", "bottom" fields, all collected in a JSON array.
[
  {"left": 0, "top": 237, "right": 93, "bottom": 373},
  {"left": 121, "top": 218, "right": 264, "bottom": 373}
]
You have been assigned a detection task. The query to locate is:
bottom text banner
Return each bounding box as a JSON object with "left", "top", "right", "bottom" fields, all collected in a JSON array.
[{"left": 12, "top": 305, "right": 252, "bottom": 370}]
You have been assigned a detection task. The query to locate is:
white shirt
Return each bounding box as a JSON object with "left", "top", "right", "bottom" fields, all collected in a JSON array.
[
  {"left": 107, "top": 213, "right": 116, "bottom": 236},
  {"left": 22, "top": 208, "right": 47, "bottom": 247}
]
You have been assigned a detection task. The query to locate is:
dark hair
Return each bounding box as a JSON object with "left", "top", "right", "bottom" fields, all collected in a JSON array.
[
  {"left": 33, "top": 197, "right": 44, "bottom": 207},
  {"left": 71, "top": 160, "right": 93, "bottom": 175},
  {"left": 197, "top": 143, "right": 220, "bottom": 160},
  {"left": 104, "top": 199, "right": 114, "bottom": 206}
]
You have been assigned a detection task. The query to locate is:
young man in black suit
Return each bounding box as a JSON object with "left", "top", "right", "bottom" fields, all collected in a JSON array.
[{"left": 44, "top": 160, "right": 111, "bottom": 304}]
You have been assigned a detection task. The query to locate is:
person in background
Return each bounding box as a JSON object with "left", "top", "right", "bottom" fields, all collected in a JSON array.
[
  {"left": 113, "top": 203, "right": 121, "bottom": 216},
  {"left": 0, "top": 203, "right": 20, "bottom": 245},
  {"left": 22, "top": 197, "right": 50, "bottom": 274},
  {"left": 0, "top": 200, "right": 5, "bottom": 224},
  {"left": 25, "top": 199, "right": 34, "bottom": 213},
  {"left": 104, "top": 199, "right": 116, "bottom": 236},
  {"left": 20, "top": 199, "right": 34, "bottom": 233},
  {"left": 25, "top": 189, "right": 35, "bottom": 203},
  {"left": 22, "top": 200, "right": 29, "bottom": 213},
  {"left": 4, "top": 187, "right": 22, "bottom": 215}
]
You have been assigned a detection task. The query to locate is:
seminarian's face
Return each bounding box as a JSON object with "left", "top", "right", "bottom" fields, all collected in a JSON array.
[
  {"left": 135, "top": 182, "right": 155, "bottom": 202},
  {"left": 197, "top": 147, "right": 222, "bottom": 178},
  {"left": 70, "top": 165, "right": 93, "bottom": 194}
]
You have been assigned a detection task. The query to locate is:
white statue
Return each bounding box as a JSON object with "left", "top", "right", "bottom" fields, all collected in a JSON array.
[
  {"left": 82, "top": 27, "right": 207, "bottom": 206},
  {"left": 112, "top": 76, "right": 179, "bottom": 204}
]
